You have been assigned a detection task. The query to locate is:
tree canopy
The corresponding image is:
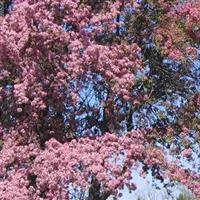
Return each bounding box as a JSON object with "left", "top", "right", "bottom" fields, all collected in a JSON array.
[{"left": 0, "top": 0, "right": 200, "bottom": 199}]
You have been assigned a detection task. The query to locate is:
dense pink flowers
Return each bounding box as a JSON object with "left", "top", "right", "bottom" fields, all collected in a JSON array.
[
  {"left": 0, "top": 130, "right": 199, "bottom": 199},
  {"left": 0, "top": 0, "right": 200, "bottom": 199},
  {"left": 167, "top": 164, "right": 200, "bottom": 198},
  {"left": 0, "top": 131, "right": 147, "bottom": 199},
  {"left": 181, "top": 148, "right": 192, "bottom": 158},
  {"left": 34, "top": 133, "right": 132, "bottom": 197}
]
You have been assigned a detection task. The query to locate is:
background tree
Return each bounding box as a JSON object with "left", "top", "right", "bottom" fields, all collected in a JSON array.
[{"left": 0, "top": 0, "right": 200, "bottom": 199}]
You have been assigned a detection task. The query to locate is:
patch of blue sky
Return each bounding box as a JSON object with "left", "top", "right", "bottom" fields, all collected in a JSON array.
[
  {"left": 78, "top": 82, "right": 100, "bottom": 107},
  {"left": 107, "top": 169, "right": 181, "bottom": 200}
]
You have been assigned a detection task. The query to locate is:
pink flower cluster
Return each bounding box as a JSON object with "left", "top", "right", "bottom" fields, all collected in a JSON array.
[
  {"left": 81, "top": 43, "right": 141, "bottom": 99},
  {"left": 32, "top": 131, "right": 146, "bottom": 199},
  {"left": 0, "top": 130, "right": 146, "bottom": 199},
  {"left": 167, "top": 164, "right": 200, "bottom": 198},
  {"left": 0, "top": 130, "right": 199, "bottom": 199},
  {"left": 181, "top": 148, "right": 192, "bottom": 158},
  {"left": 153, "top": 0, "right": 200, "bottom": 60}
]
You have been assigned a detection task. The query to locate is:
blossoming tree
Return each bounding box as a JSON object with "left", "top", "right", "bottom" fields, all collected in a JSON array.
[{"left": 0, "top": 0, "right": 200, "bottom": 199}]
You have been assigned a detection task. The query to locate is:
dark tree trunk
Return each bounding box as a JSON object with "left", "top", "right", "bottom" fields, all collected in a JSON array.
[{"left": 87, "top": 177, "right": 110, "bottom": 200}]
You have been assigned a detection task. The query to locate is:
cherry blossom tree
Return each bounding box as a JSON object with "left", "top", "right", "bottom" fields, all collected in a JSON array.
[{"left": 0, "top": 0, "right": 200, "bottom": 199}]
